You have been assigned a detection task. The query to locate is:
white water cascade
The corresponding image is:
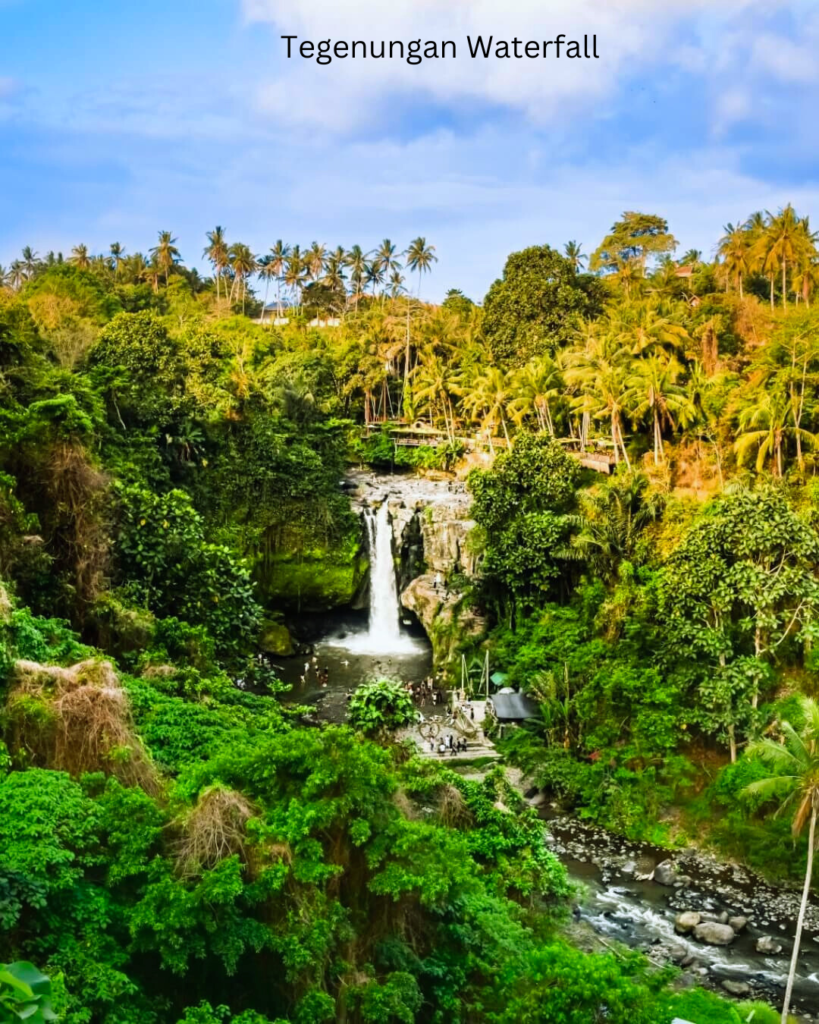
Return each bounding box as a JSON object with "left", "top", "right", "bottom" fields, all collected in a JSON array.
[
  {"left": 364, "top": 503, "right": 403, "bottom": 649},
  {"left": 329, "top": 499, "right": 423, "bottom": 655}
]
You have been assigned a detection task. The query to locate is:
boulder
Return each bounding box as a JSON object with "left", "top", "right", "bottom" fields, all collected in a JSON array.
[
  {"left": 721, "top": 979, "right": 751, "bottom": 997},
  {"left": 693, "top": 922, "right": 736, "bottom": 946},
  {"left": 756, "top": 935, "right": 783, "bottom": 955},
  {"left": 653, "top": 860, "right": 678, "bottom": 886},
  {"left": 728, "top": 915, "right": 748, "bottom": 933},
  {"left": 675, "top": 911, "right": 701, "bottom": 934},
  {"left": 259, "top": 621, "right": 294, "bottom": 657}
]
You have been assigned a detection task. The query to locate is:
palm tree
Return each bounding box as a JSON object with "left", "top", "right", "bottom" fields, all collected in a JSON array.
[
  {"left": 108, "top": 242, "right": 126, "bottom": 278},
  {"left": 69, "top": 244, "right": 91, "bottom": 270},
  {"left": 124, "top": 252, "right": 148, "bottom": 286},
  {"left": 564, "top": 327, "right": 632, "bottom": 467},
  {"left": 150, "top": 231, "right": 182, "bottom": 286},
  {"left": 612, "top": 301, "right": 691, "bottom": 358},
  {"left": 404, "top": 238, "right": 438, "bottom": 417},
  {"left": 624, "top": 353, "right": 694, "bottom": 464},
  {"left": 20, "top": 247, "right": 39, "bottom": 279},
  {"left": 143, "top": 254, "right": 162, "bottom": 292},
  {"left": 388, "top": 269, "right": 406, "bottom": 299},
  {"left": 364, "top": 260, "right": 385, "bottom": 300},
  {"left": 323, "top": 248, "right": 347, "bottom": 294},
  {"left": 405, "top": 237, "right": 437, "bottom": 298},
  {"left": 227, "top": 243, "right": 258, "bottom": 313},
  {"left": 8, "top": 261, "right": 25, "bottom": 290},
  {"left": 458, "top": 365, "right": 513, "bottom": 447},
  {"left": 414, "top": 351, "right": 459, "bottom": 441},
  {"left": 509, "top": 356, "right": 563, "bottom": 435},
  {"left": 268, "top": 240, "right": 290, "bottom": 318},
  {"left": 305, "top": 241, "right": 327, "bottom": 282},
  {"left": 284, "top": 245, "right": 305, "bottom": 310},
  {"left": 766, "top": 205, "right": 802, "bottom": 310},
  {"left": 564, "top": 240, "right": 586, "bottom": 271},
  {"left": 733, "top": 386, "right": 811, "bottom": 477},
  {"left": 257, "top": 255, "right": 276, "bottom": 322},
  {"left": 344, "top": 245, "right": 368, "bottom": 311},
  {"left": 203, "top": 226, "right": 229, "bottom": 301},
  {"left": 0, "top": 266, "right": 8, "bottom": 290},
  {"left": 376, "top": 238, "right": 402, "bottom": 281},
  {"left": 717, "top": 222, "right": 753, "bottom": 298},
  {"left": 743, "top": 697, "right": 819, "bottom": 1024}
]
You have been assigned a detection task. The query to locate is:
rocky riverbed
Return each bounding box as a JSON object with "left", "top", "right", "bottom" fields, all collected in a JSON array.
[{"left": 544, "top": 813, "right": 819, "bottom": 1017}]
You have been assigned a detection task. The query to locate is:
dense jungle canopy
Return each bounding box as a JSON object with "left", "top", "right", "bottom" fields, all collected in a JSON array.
[{"left": 1, "top": 211, "right": 818, "bottom": 1023}]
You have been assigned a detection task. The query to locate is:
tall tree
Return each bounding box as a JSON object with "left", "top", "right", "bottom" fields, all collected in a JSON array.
[
  {"left": 305, "top": 241, "right": 327, "bottom": 282},
  {"left": 203, "top": 226, "right": 229, "bottom": 301},
  {"left": 268, "top": 240, "right": 290, "bottom": 317},
  {"left": 590, "top": 211, "right": 678, "bottom": 282},
  {"left": 150, "top": 231, "right": 182, "bottom": 286},
  {"left": 69, "top": 244, "right": 91, "bottom": 270},
  {"left": 564, "top": 240, "right": 586, "bottom": 270},
  {"left": 403, "top": 238, "right": 438, "bottom": 415},
  {"left": 227, "top": 243, "right": 258, "bottom": 313},
  {"left": 109, "top": 242, "right": 126, "bottom": 278},
  {"left": 717, "top": 222, "right": 752, "bottom": 298},
  {"left": 743, "top": 698, "right": 819, "bottom": 1024},
  {"left": 345, "top": 245, "right": 368, "bottom": 311}
]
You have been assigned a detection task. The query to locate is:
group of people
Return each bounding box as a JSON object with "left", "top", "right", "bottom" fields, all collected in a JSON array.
[
  {"left": 406, "top": 676, "right": 441, "bottom": 707},
  {"left": 301, "top": 657, "right": 329, "bottom": 687},
  {"left": 427, "top": 733, "right": 469, "bottom": 756}
]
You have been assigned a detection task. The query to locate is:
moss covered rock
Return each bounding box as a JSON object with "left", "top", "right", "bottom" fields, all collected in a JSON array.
[
  {"left": 259, "top": 620, "right": 294, "bottom": 656},
  {"left": 260, "top": 537, "right": 368, "bottom": 613}
]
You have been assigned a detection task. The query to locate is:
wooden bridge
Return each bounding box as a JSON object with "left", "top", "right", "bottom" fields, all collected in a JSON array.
[{"left": 366, "top": 423, "right": 617, "bottom": 473}]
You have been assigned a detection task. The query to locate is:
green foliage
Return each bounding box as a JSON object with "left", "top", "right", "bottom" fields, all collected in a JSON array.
[
  {"left": 0, "top": 961, "right": 58, "bottom": 1023},
  {"left": 482, "top": 245, "right": 605, "bottom": 365},
  {"left": 470, "top": 435, "right": 581, "bottom": 609},
  {"left": 347, "top": 679, "right": 419, "bottom": 737},
  {"left": 114, "top": 485, "right": 261, "bottom": 660}
]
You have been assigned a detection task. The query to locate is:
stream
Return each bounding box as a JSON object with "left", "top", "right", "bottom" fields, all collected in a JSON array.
[
  {"left": 546, "top": 814, "right": 819, "bottom": 1016},
  {"left": 268, "top": 471, "right": 819, "bottom": 1018}
]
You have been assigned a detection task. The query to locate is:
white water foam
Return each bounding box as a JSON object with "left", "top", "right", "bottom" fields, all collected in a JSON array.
[{"left": 326, "top": 501, "right": 425, "bottom": 657}]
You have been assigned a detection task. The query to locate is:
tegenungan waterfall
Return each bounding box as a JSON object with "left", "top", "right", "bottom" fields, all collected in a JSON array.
[
  {"left": 329, "top": 500, "right": 424, "bottom": 656},
  {"left": 364, "top": 504, "right": 402, "bottom": 650}
]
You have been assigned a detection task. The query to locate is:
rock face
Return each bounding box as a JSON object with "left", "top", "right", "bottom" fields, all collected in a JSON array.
[
  {"left": 675, "top": 911, "right": 701, "bottom": 934},
  {"left": 401, "top": 573, "right": 486, "bottom": 668},
  {"left": 388, "top": 491, "right": 477, "bottom": 581},
  {"left": 693, "top": 922, "right": 735, "bottom": 946}
]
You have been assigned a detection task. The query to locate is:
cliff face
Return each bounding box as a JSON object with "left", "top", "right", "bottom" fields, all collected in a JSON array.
[
  {"left": 347, "top": 471, "right": 483, "bottom": 668},
  {"left": 400, "top": 573, "right": 486, "bottom": 669}
]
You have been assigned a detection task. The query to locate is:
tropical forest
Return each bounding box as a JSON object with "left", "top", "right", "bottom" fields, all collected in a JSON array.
[{"left": 3, "top": 208, "right": 819, "bottom": 1024}]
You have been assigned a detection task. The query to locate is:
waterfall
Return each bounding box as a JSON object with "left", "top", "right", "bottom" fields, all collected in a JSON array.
[
  {"left": 364, "top": 503, "right": 403, "bottom": 649},
  {"left": 328, "top": 498, "right": 423, "bottom": 655}
]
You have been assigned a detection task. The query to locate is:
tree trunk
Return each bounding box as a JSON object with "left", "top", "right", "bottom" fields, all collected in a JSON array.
[
  {"left": 781, "top": 805, "right": 816, "bottom": 1024},
  {"left": 739, "top": 275, "right": 743, "bottom": 300},
  {"left": 770, "top": 275, "right": 775, "bottom": 310},
  {"left": 654, "top": 408, "right": 662, "bottom": 465},
  {"left": 618, "top": 415, "right": 630, "bottom": 468},
  {"left": 782, "top": 259, "right": 787, "bottom": 310}
]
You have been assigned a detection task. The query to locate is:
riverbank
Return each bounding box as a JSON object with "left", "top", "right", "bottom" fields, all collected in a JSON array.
[{"left": 451, "top": 757, "right": 819, "bottom": 1020}]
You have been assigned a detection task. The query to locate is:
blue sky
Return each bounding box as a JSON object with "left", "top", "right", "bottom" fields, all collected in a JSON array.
[{"left": 2, "top": 0, "right": 819, "bottom": 300}]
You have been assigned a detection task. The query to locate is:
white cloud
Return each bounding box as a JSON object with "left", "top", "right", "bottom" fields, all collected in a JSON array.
[{"left": 243, "top": 0, "right": 772, "bottom": 132}]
